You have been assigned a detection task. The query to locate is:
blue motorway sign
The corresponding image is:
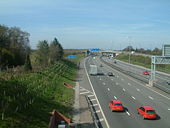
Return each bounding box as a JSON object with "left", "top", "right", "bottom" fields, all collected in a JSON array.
[
  {"left": 90, "top": 48, "right": 100, "bottom": 52},
  {"left": 67, "top": 55, "right": 77, "bottom": 59}
]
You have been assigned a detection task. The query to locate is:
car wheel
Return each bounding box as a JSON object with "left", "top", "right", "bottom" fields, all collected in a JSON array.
[{"left": 143, "top": 116, "right": 146, "bottom": 120}]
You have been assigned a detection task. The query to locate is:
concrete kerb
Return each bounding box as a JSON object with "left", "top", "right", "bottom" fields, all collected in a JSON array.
[{"left": 73, "top": 82, "right": 80, "bottom": 123}]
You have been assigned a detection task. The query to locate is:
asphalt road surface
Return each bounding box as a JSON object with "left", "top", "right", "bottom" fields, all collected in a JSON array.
[
  {"left": 101, "top": 56, "right": 170, "bottom": 93},
  {"left": 84, "top": 56, "right": 170, "bottom": 128}
]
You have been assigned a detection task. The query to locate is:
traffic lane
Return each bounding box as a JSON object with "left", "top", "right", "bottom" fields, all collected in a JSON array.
[
  {"left": 103, "top": 74, "right": 170, "bottom": 127},
  {"left": 89, "top": 75, "right": 145, "bottom": 128},
  {"left": 101, "top": 60, "right": 170, "bottom": 107},
  {"left": 97, "top": 59, "right": 170, "bottom": 127},
  {"left": 99, "top": 74, "right": 170, "bottom": 128},
  {"left": 101, "top": 57, "right": 170, "bottom": 101}
]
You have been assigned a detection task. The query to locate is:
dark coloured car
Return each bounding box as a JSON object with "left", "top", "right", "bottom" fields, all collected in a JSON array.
[{"left": 107, "top": 72, "right": 115, "bottom": 76}]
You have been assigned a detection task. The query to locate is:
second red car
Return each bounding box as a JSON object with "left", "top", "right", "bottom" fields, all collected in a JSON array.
[{"left": 137, "top": 106, "right": 157, "bottom": 119}]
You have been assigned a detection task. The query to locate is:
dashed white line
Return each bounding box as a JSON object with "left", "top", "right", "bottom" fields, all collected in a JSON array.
[
  {"left": 95, "top": 110, "right": 101, "bottom": 113},
  {"left": 126, "top": 111, "right": 131, "bottom": 116},
  {"left": 121, "top": 78, "right": 124, "bottom": 81},
  {"left": 90, "top": 99, "right": 97, "bottom": 101},
  {"left": 92, "top": 104, "right": 98, "bottom": 106},
  {"left": 123, "top": 88, "right": 126, "bottom": 91},
  {"left": 131, "top": 96, "right": 136, "bottom": 100},
  {"left": 80, "top": 91, "right": 90, "bottom": 95},
  {"left": 128, "top": 83, "right": 131, "bottom": 86},
  {"left": 111, "top": 79, "right": 113, "bottom": 81},
  {"left": 99, "top": 78, "right": 102, "bottom": 80},
  {"left": 88, "top": 95, "right": 94, "bottom": 97},
  {"left": 116, "top": 82, "right": 119, "bottom": 85},
  {"left": 136, "top": 88, "right": 140, "bottom": 92},
  {"left": 149, "top": 96, "right": 154, "bottom": 100},
  {"left": 108, "top": 88, "right": 110, "bottom": 91},
  {"left": 168, "top": 108, "right": 170, "bottom": 111},
  {"left": 103, "top": 82, "right": 106, "bottom": 85},
  {"left": 114, "top": 96, "right": 117, "bottom": 100}
]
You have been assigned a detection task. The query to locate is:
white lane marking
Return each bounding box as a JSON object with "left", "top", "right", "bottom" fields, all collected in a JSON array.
[
  {"left": 99, "top": 78, "right": 102, "bottom": 80},
  {"left": 88, "top": 95, "right": 94, "bottom": 97},
  {"left": 98, "top": 118, "right": 104, "bottom": 122},
  {"left": 103, "top": 82, "right": 106, "bottom": 85},
  {"left": 111, "top": 79, "right": 113, "bottom": 81},
  {"left": 137, "top": 88, "right": 140, "bottom": 92},
  {"left": 128, "top": 83, "right": 131, "bottom": 86},
  {"left": 168, "top": 108, "right": 170, "bottom": 111},
  {"left": 108, "top": 88, "right": 110, "bottom": 91},
  {"left": 114, "top": 96, "right": 117, "bottom": 100},
  {"left": 95, "top": 110, "right": 101, "bottom": 113},
  {"left": 131, "top": 96, "right": 136, "bottom": 100},
  {"left": 149, "top": 96, "right": 154, "bottom": 100},
  {"left": 92, "top": 104, "right": 98, "bottom": 106},
  {"left": 90, "top": 99, "right": 97, "bottom": 101},
  {"left": 80, "top": 91, "right": 90, "bottom": 95},
  {"left": 117, "top": 76, "right": 119, "bottom": 78},
  {"left": 126, "top": 111, "right": 131, "bottom": 116},
  {"left": 107, "top": 63, "right": 170, "bottom": 100},
  {"left": 121, "top": 78, "right": 124, "bottom": 81},
  {"left": 84, "top": 58, "right": 110, "bottom": 128},
  {"left": 123, "top": 88, "right": 126, "bottom": 91},
  {"left": 116, "top": 82, "right": 119, "bottom": 85},
  {"left": 80, "top": 88, "right": 85, "bottom": 91}
]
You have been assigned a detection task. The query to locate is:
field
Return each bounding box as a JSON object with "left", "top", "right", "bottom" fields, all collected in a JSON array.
[{"left": 0, "top": 56, "right": 83, "bottom": 128}]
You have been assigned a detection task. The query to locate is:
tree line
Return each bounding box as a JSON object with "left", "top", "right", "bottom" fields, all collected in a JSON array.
[
  {"left": 0, "top": 25, "right": 30, "bottom": 70},
  {"left": 123, "top": 46, "right": 162, "bottom": 55},
  {"left": 34, "top": 38, "right": 64, "bottom": 66},
  {"left": 0, "top": 24, "right": 64, "bottom": 71}
]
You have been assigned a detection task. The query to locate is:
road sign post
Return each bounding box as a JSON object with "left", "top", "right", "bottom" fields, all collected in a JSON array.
[{"left": 150, "top": 45, "right": 170, "bottom": 86}]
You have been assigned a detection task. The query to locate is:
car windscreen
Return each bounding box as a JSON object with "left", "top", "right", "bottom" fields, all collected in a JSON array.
[
  {"left": 146, "top": 110, "right": 155, "bottom": 113},
  {"left": 115, "top": 104, "right": 122, "bottom": 106}
]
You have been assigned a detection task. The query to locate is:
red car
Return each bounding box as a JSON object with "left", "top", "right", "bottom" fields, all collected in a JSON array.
[
  {"left": 109, "top": 100, "right": 124, "bottom": 111},
  {"left": 143, "top": 71, "right": 149, "bottom": 75},
  {"left": 137, "top": 106, "right": 157, "bottom": 119}
]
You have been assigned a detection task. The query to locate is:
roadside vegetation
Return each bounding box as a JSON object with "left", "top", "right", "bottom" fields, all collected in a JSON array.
[
  {"left": 0, "top": 24, "right": 84, "bottom": 128},
  {"left": 115, "top": 53, "right": 170, "bottom": 73}
]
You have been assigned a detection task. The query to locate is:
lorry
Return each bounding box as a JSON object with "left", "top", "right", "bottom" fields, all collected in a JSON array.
[{"left": 89, "top": 65, "right": 98, "bottom": 75}]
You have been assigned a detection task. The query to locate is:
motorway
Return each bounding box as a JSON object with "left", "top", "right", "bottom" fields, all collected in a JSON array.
[
  {"left": 83, "top": 56, "right": 170, "bottom": 128},
  {"left": 101, "top": 57, "right": 170, "bottom": 93}
]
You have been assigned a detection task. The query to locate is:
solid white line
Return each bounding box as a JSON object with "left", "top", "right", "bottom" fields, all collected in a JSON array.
[
  {"left": 149, "top": 96, "right": 154, "bottom": 100},
  {"left": 84, "top": 58, "right": 110, "bottom": 128},
  {"left": 137, "top": 88, "right": 140, "bottom": 92},
  {"left": 131, "top": 96, "right": 136, "bottom": 100},
  {"left": 108, "top": 88, "right": 110, "bottom": 91},
  {"left": 114, "top": 96, "right": 117, "bottom": 100},
  {"left": 123, "top": 88, "right": 126, "bottom": 91},
  {"left": 80, "top": 91, "right": 90, "bottom": 95},
  {"left": 90, "top": 99, "right": 97, "bottom": 101},
  {"left": 126, "top": 111, "right": 131, "bottom": 116}
]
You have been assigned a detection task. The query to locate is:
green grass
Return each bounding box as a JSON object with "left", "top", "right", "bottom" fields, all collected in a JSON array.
[
  {"left": 0, "top": 59, "right": 79, "bottom": 128},
  {"left": 115, "top": 53, "right": 170, "bottom": 73}
]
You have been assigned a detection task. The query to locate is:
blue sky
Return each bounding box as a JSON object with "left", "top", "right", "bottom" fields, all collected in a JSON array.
[{"left": 1, "top": 0, "right": 170, "bottom": 49}]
